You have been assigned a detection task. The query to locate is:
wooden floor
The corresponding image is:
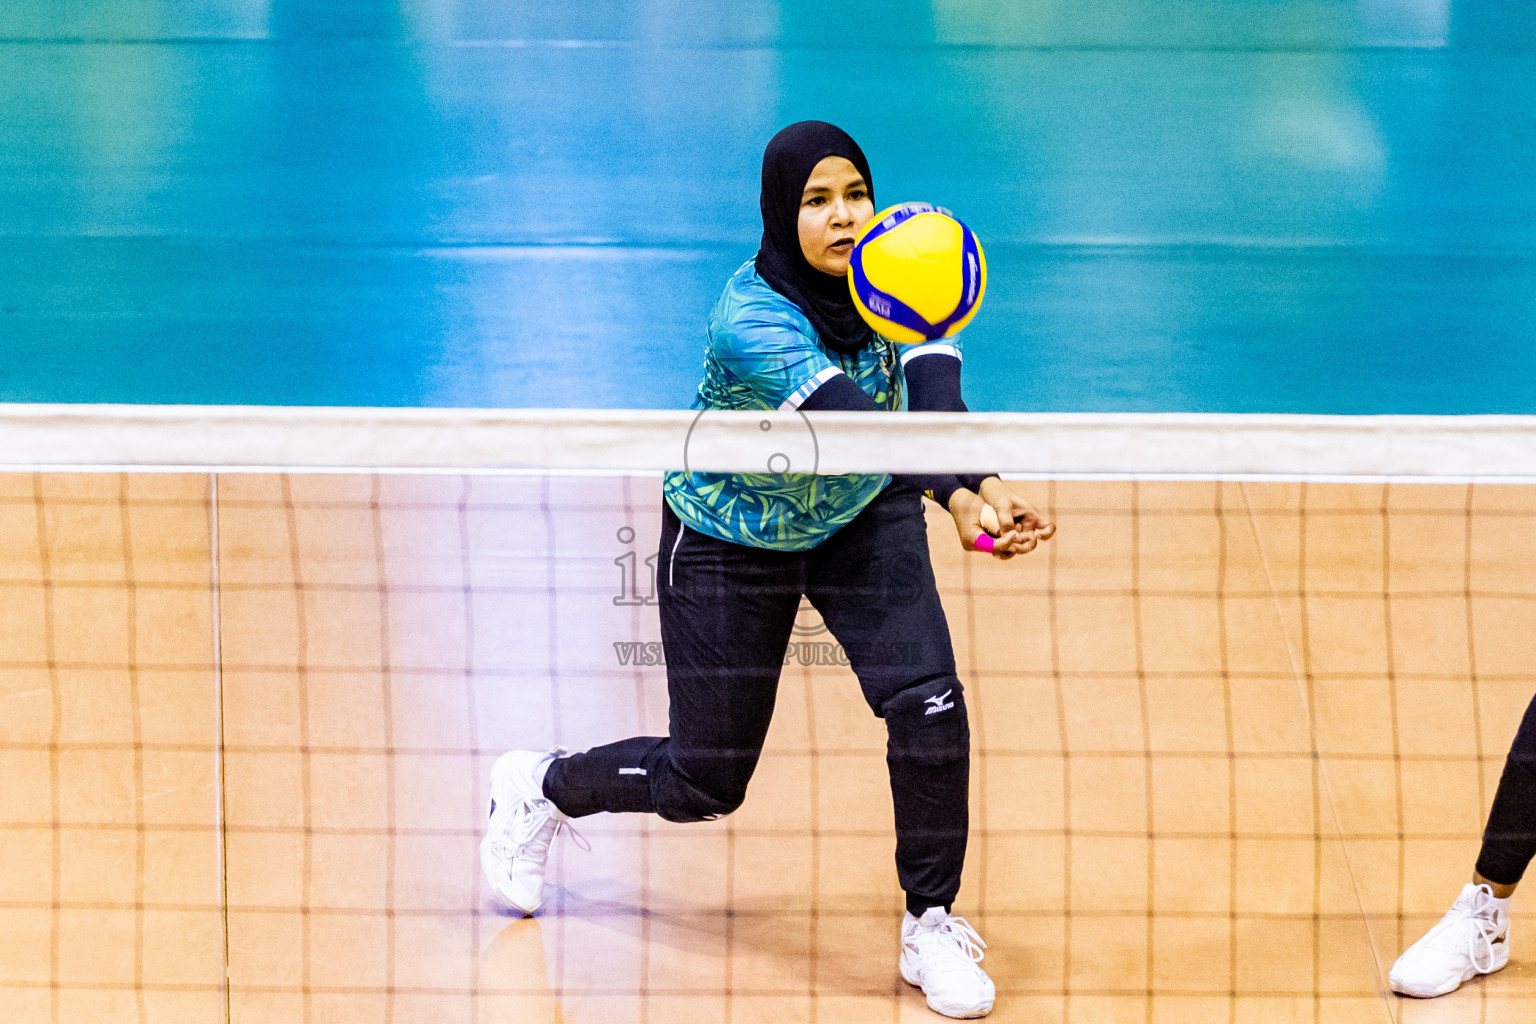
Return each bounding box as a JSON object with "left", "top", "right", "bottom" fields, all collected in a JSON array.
[{"left": 3, "top": 473, "right": 1535, "bottom": 1023}]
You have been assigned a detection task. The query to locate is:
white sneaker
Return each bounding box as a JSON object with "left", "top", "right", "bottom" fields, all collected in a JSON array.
[
  {"left": 480, "top": 748, "right": 587, "bottom": 916},
  {"left": 1390, "top": 883, "right": 1510, "bottom": 998},
  {"left": 900, "top": 908, "right": 995, "bottom": 1018}
]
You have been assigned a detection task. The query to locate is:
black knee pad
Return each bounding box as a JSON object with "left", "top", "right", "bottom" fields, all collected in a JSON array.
[{"left": 882, "top": 676, "right": 969, "bottom": 767}]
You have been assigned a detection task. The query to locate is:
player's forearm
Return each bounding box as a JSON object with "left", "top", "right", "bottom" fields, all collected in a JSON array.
[
  {"left": 798, "top": 371, "right": 970, "bottom": 505},
  {"left": 903, "top": 352, "right": 995, "bottom": 501}
]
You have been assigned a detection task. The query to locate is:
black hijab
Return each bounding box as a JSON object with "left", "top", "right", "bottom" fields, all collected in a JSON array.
[{"left": 754, "top": 121, "right": 876, "bottom": 356}]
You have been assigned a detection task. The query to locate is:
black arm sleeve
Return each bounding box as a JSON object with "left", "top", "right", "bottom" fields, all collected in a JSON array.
[
  {"left": 798, "top": 368, "right": 979, "bottom": 509},
  {"left": 797, "top": 371, "right": 880, "bottom": 412},
  {"left": 902, "top": 352, "right": 995, "bottom": 503}
]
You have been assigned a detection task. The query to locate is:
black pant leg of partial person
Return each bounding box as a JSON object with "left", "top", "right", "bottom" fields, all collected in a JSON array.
[
  {"left": 806, "top": 482, "right": 970, "bottom": 916},
  {"left": 544, "top": 503, "right": 802, "bottom": 822},
  {"left": 1476, "top": 691, "right": 1536, "bottom": 886}
]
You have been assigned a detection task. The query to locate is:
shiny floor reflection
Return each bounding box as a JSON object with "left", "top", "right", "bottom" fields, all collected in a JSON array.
[
  {"left": 3, "top": 2, "right": 1533, "bottom": 411},
  {"left": 3, "top": 473, "right": 1536, "bottom": 1022}
]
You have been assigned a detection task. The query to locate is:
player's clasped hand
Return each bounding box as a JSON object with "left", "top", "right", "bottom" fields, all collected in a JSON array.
[{"left": 949, "top": 478, "right": 1055, "bottom": 560}]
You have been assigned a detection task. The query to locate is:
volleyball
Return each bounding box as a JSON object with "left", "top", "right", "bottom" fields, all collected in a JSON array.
[{"left": 848, "top": 202, "right": 987, "bottom": 344}]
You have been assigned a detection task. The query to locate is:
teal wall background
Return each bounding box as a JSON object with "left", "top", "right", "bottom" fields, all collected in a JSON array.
[{"left": 1, "top": 1, "right": 1532, "bottom": 411}]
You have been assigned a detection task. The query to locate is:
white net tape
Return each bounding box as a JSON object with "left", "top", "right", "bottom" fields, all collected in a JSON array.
[{"left": 2, "top": 403, "right": 1535, "bottom": 478}]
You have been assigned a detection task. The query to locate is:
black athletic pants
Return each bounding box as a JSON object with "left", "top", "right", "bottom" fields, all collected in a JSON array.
[
  {"left": 543, "top": 482, "right": 970, "bottom": 914},
  {"left": 1477, "top": 691, "right": 1536, "bottom": 886}
]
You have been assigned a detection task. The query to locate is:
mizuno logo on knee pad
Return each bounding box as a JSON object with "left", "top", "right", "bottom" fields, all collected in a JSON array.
[
  {"left": 924, "top": 689, "right": 955, "bottom": 715},
  {"left": 618, "top": 767, "right": 648, "bottom": 775}
]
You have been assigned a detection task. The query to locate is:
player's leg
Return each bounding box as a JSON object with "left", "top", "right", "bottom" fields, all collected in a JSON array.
[
  {"left": 482, "top": 503, "right": 801, "bottom": 914},
  {"left": 544, "top": 503, "right": 801, "bottom": 820},
  {"left": 1474, "top": 690, "right": 1536, "bottom": 893},
  {"left": 806, "top": 482, "right": 992, "bottom": 1019},
  {"left": 1390, "top": 691, "right": 1536, "bottom": 997}
]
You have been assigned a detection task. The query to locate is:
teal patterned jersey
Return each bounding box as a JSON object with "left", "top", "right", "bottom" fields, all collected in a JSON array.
[{"left": 663, "top": 259, "right": 958, "bottom": 552}]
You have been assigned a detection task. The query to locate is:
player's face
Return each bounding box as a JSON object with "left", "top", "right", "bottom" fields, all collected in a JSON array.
[{"left": 797, "top": 156, "right": 874, "bottom": 277}]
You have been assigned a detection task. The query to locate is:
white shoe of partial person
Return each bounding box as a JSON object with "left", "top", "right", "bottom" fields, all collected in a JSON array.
[
  {"left": 1389, "top": 882, "right": 1510, "bottom": 998},
  {"left": 480, "top": 748, "right": 587, "bottom": 916},
  {"left": 900, "top": 907, "right": 995, "bottom": 1018}
]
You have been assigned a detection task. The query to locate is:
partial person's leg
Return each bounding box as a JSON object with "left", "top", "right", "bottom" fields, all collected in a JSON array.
[
  {"left": 1390, "top": 690, "right": 1536, "bottom": 997},
  {"left": 1476, "top": 692, "right": 1536, "bottom": 890},
  {"left": 807, "top": 482, "right": 969, "bottom": 914},
  {"left": 543, "top": 502, "right": 802, "bottom": 822}
]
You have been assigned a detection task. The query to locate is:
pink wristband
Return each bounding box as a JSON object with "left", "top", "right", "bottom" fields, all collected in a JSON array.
[{"left": 974, "top": 534, "right": 995, "bottom": 554}]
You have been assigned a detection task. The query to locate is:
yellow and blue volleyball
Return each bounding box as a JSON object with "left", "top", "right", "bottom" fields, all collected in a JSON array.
[{"left": 847, "top": 203, "right": 987, "bottom": 344}]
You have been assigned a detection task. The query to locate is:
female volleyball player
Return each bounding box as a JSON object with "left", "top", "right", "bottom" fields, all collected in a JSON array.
[
  {"left": 479, "top": 121, "right": 1052, "bottom": 1019},
  {"left": 1390, "top": 694, "right": 1536, "bottom": 997}
]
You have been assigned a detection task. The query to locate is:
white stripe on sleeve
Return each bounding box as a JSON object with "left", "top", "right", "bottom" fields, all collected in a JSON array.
[
  {"left": 899, "top": 342, "right": 961, "bottom": 367},
  {"left": 778, "top": 365, "right": 844, "bottom": 411}
]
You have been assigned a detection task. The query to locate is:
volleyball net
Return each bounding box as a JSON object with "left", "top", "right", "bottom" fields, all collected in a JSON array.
[
  {"left": 5, "top": 403, "right": 1536, "bottom": 479},
  {"left": 4, "top": 406, "right": 1535, "bottom": 1020}
]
